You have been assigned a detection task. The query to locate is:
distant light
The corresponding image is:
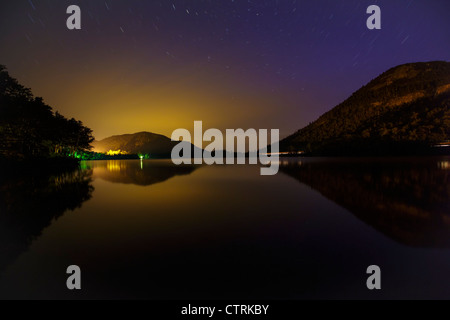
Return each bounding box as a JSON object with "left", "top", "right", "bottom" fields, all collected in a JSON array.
[{"left": 140, "top": 156, "right": 144, "bottom": 160}]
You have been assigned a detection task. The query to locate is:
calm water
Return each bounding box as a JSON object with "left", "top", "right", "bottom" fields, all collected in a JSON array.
[{"left": 0, "top": 157, "right": 449, "bottom": 299}]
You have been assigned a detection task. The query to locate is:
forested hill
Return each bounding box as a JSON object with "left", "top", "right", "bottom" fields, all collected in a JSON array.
[
  {"left": 0, "top": 65, "right": 94, "bottom": 161},
  {"left": 280, "top": 61, "right": 450, "bottom": 155},
  {"left": 92, "top": 132, "right": 200, "bottom": 159},
  {"left": 92, "top": 132, "right": 178, "bottom": 158}
]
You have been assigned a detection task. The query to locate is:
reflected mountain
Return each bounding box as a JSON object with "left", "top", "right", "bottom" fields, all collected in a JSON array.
[
  {"left": 280, "top": 158, "right": 450, "bottom": 248},
  {"left": 85, "top": 160, "right": 198, "bottom": 186},
  {"left": 0, "top": 167, "right": 94, "bottom": 273}
]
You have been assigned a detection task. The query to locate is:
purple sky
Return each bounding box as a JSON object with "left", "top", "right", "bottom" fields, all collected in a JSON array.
[{"left": 0, "top": 0, "right": 449, "bottom": 139}]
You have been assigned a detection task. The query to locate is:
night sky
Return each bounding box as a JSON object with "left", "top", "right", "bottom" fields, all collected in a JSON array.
[{"left": 0, "top": 0, "right": 449, "bottom": 140}]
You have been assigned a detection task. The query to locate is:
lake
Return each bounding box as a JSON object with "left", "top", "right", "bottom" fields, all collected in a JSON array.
[{"left": 0, "top": 157, "right": 449, "bottom": 299}]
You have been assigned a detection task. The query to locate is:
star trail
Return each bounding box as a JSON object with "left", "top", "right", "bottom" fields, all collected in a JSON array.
[{"left": 0, "top": 0, "right": 449, "bottom": 139}]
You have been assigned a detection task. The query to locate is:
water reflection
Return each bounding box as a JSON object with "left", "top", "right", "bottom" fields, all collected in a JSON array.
[
  {"left": 83, "top": 160, "right": 198, "bottom": 186},
  {"left": 2, "top": 158, "right": 450, "bottom": 299},
  {"left": 280, "top": 157, "right": 450, "bottom": 248},
  {"left": 0, "top": 167, "right": 94, "bottom": 273},
  {"left": 438, "top": 161, "right": 450, "bottom": 170}
]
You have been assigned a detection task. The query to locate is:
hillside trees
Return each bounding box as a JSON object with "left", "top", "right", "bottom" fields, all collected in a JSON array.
[{"left": 0, "top": 65, "right": 94, "bottom": 159}]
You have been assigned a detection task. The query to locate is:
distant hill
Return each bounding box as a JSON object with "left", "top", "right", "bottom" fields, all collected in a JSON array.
[
  {"left": 92, "top": 132, "right": 197, "bottom": 158},
  {"left": 280, "top": 61, "right": 450, "bottom": 155}
]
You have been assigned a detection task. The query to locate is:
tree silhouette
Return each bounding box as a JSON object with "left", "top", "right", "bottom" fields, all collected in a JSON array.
[{"left": 0, "top": 65, "right": 94, "bottom": 160}]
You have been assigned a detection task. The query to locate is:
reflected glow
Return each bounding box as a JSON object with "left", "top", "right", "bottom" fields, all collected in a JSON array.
[
  {"left": 438, "top": 161, "right": 450, "bottom": 170},
  {"left": 107, "top": 160, "right": 125, "bottom": 172},
  {"left": 272, "top": 160, "right": 303, "bottom": 166}
]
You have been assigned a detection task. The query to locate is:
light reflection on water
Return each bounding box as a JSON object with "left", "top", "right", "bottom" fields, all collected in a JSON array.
[
  {"left": 438, "top": 161, "right": 450, "bottom": 170},
  {"left": 0, "top": 157, "right": 449, "bottom": 299}
]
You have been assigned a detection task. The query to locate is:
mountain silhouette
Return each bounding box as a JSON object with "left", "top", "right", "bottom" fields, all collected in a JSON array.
[
  {"left": 92, "top": 131, "right": 200, "bottom": 158},
  {"left": 280, "top": 61, "right": 450, "bottom": 155}
]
